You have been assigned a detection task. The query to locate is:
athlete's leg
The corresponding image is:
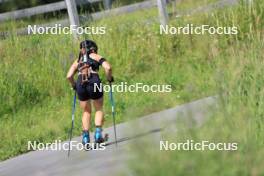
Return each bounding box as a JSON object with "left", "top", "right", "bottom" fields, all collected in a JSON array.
[
  {"left": 80, "top": 100, "right": 91, "bottom": 145},
  {"left": 93, "top": 97, "right": 104, "bottom": 142},
  {"left": 93, "top": 97, "right": 104, "bottom": 126},
  {"left": 80, "top": 100, "right": 92, "bottom": 130}
]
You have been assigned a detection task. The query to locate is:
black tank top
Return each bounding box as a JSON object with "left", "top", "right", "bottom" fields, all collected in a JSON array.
[{"left": 78, "top": 54, "right": 100, "bottom": 72}]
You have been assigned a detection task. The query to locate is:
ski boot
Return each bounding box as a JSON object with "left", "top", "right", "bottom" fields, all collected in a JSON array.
[
  {"left": 94, "top": 126, "right": 104, "bottom": 144},
  {"left": 82, "top": 130, "right": 90, "bottom": 149}
]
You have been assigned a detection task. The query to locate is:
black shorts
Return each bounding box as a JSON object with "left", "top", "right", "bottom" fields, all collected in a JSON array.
[{"left": 76, "top": 73, "right": 103, "bottom": 101}]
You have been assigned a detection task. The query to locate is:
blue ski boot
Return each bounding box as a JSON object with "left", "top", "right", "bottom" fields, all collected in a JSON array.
[
  {"left": 94, "top": 126, "right": 104, "bottom": 143},
  {"left": 82, "top": 130, "right": 90, "bottom": 146}
]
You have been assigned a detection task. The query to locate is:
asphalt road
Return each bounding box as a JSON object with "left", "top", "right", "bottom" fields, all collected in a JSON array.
[{"left": 0, "top": 96, "right": 217, "bottom": 176}]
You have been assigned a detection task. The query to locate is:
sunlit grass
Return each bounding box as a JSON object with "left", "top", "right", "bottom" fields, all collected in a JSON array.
[
  {"left": 127, "top": 0, "right": 264, "bottom": 175},
  {"left": 1, "top": 0, "right": 262, "bottom": 165},
  {"left": 0, "top": 3, "right": 216, "bottom": 160}
]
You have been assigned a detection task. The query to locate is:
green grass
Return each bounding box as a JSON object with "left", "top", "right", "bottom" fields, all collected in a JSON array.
[
  {"left": 0, "top": 4, "right": 263, "bottom": 176},
  {"left": 0, "top": 3, "right": 217, "bottom": 160},
  {"left": 127, "top": 0, "right": 264, "bottom": 175}
]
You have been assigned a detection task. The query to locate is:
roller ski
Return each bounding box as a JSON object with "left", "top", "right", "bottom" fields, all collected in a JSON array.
[
  {"left": 82, "top": 130, "right": 91, "bottom": 150},
  {"left": 94, "top": 127, "right": 108, "bottom": 143},
  {"left": 82, "top": 127, "right": 109, "bottom": 151},
  {"left": 93, "top": 127, "right": 109, "bottom": 150}
]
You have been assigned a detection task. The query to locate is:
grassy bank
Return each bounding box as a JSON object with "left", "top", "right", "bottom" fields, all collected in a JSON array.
[
  {"left": 1, "top": 0, "right": 262, "bottom": 164},
  {"left": 128, "top": 0, "right": 264, "bottom": 175},
  {"left": 0, "top": 2, "right": 216, "bottom": 160}
]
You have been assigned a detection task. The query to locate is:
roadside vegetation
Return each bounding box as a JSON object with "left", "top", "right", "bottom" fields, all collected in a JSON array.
[
  {"left": 0, "top": 1, "right": 262, "bottom": 170},
  {"left": 0, "top": 1, "right": 213, "bottom": 160},
  {"left": 129, "top": 0, "right": 264, "bottom": 175}
]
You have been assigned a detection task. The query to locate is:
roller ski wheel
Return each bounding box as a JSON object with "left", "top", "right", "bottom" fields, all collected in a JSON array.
[{"left": 92, "top": 133, "right": 108, "bottom": 150}]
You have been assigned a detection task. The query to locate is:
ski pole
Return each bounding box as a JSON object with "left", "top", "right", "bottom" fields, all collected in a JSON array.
[
  {"left": 109, "top": 82, "right": 117, "bottom": 147},
  {"left": 68, "top": 91, "right": 77, "bottom": 157}
]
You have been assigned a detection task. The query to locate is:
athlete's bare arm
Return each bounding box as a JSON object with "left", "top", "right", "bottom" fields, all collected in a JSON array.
[
  {"left": 67, "top": 60, "right": 78, "bottom": 87},
  {"left": 102, "top": 61, "right": 112, "bottom": 82}
]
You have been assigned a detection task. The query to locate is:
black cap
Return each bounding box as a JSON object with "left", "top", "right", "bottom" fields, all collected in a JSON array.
[{"left": 80, "top": 40, "right": 98, "bottom": 53}]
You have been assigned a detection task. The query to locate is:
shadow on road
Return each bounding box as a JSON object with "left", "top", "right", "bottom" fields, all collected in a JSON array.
[{"left": 105, "top": 128, "right": 163, "bottom": 147}]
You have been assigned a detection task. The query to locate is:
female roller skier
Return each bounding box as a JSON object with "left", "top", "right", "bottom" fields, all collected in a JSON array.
[{"left": 67, "top": 39, "right": 113, "bottom": 146}]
